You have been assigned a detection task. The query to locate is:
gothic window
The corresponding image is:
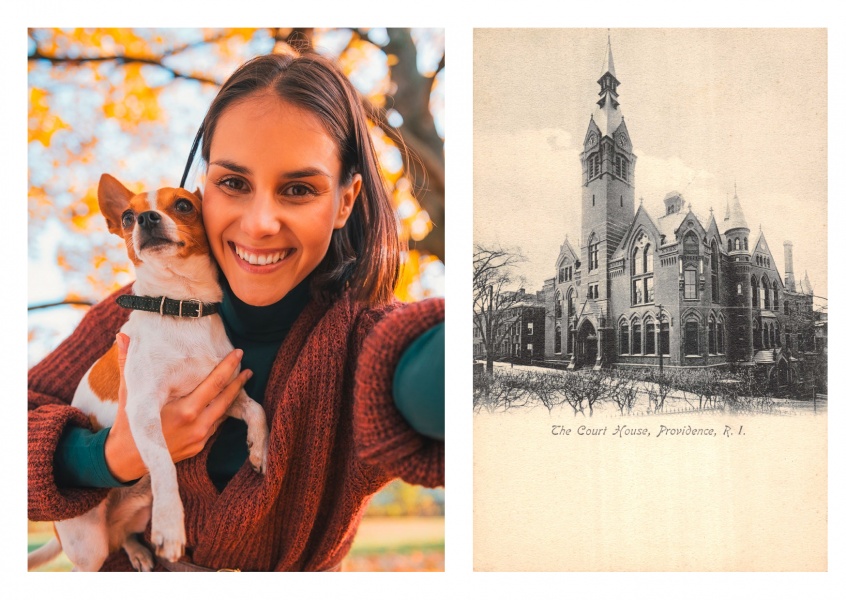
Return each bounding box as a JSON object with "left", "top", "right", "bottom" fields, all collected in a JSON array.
[
  {"left": 774, "top": 322, "right": 780, "bottom": 347},
  {"left": 555, "top": 291, "right": 562, "bottom": 318},
  {"left": 567, "top": 288, "right": 575, "bottom": 318},
  {"left": 753, "top": 318, "right": 761, "bottom": 351},
  {"left": 631, "top": 234, "right": 653, "bottom": 306},
  {"left": 644, "top": 317, "right": 656, "bottom": 355},
  {"left": 659, "top": 320, "right": 670, "bottom": 355},
  {"left": 718, "top": 319, "right": 725, "bottom": 354},
  {"left": 615, "top": 155, "right": 629, "bottom": 181},
  {"left": 558, "top": 267, "right": 564, "bottom": 283},
  {"left": 711, "top": 240, "right": 719, "bottom": 300},
  {"left": 632, "top": 318, "right": 642, "bottom": 355},
  {"left": 555, "top": 325, "right": 562, "bottom": 354},
  {"left": 744, "top": 237, "right": 748, "bottom": 250},
  {"left": 588, "top": 152, "right": 601, "bottom": 179},
  {"left": 784, "top": 301, "right": 790, "bottom": 316},
  {"left": 708, "top": 316, "right": 717, "bottom": 355},
  {"left": 773, "top": 283, "right": 779, "bottom": 310},
  {"left": 619, "top": 321, "right": 629, "bottom": 355},
  {"left": 751, "top": 276, "right": 759, "bottom": 308},
  {"left": 683, "top": 232, "right": 698, "bottom": 255},
  {"left": 684, "top": 320, "right": 699, "bottom": 356},
  {"left": 684, "top": 268, "right": 698, "bottom": 299},
  {"left": 762, "top": 276, "right": 771, "bottom": 310},
  {"left": 588, "top": 238, "right": 599, "bottom": 271}
]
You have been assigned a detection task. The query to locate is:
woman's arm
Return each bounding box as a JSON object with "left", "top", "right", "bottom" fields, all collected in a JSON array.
[
  {"left": 28, "top": 285, "right": 132, "bottom": 521},
  {"left": 352, "top": 297, "right": 445, "bottom": 489}
]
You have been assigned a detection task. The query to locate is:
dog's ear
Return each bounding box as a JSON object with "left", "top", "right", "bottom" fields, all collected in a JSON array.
[
  {"left": 193, "top": 187, "right": 203, "bottom": 202},
  {"left": 98, "top": 174, "right": 134, "bottom": 235}
]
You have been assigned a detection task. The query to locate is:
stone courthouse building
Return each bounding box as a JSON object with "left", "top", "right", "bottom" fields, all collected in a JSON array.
[{"left": 544, "top": 39, "right": 814, "bottom": 385}]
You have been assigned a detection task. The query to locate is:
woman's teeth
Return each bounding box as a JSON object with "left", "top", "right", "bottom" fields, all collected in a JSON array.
[{"left": 234, "top": 245, "right": 289, "bottom": 266}]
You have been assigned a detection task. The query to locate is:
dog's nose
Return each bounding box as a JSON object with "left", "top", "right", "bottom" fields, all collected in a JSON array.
[{"left": 137, "top": 211, "right": 162, "bottom": 229}]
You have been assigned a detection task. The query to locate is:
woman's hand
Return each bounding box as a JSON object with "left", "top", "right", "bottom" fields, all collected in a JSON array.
[{"left": 103, "top": 333, "right": 252, "bottom": 483}]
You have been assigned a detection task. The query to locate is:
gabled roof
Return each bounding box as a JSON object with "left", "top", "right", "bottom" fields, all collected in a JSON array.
[
  {"left": 555, "top": 237, "right": 579, "bottom": 268},
  {"left": 612, "top": 203, "right": 661, "bottom": 259},
  {"left": 655, "top": 200, "right": 709, "bottom": 246}
]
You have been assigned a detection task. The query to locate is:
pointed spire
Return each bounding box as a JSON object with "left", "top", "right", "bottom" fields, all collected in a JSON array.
[
  {"left": 602, "top": 33, "right": 617, "bottom": 79},
  {"left": 723, "top": 183, "right": 748, "bottom": 231},
  {"left": 802, "top": 271, "right": 813, "bottom": 296}
]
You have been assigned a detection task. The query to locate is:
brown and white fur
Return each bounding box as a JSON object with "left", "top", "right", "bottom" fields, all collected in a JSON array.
[{"left": 29, "top": 174, "right": 268, "bottom": 572}]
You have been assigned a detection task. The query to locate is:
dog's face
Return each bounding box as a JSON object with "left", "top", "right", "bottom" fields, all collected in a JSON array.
[{"left": 97, "top": 174, "right": 209, "bottom": 267}]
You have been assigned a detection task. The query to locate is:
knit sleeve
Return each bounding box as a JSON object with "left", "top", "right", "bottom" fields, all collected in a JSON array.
[
  {"left": 352, "top": 297, "right": 445, "bottom": 488},
  {"left": 28, "top": 285, "right": 132, "bottom": 521}
]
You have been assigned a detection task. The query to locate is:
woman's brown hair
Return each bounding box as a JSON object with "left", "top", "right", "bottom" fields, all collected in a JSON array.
[{"left": 199, "top": 51, "right": 401, "bottom": 306}]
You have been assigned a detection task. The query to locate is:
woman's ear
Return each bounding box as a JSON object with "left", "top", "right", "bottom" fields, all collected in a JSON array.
[{"left": 334, "top": 173, "right": 361, "bottom": 229}]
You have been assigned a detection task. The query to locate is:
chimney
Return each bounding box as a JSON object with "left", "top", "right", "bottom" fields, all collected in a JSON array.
[{"left": 784, "top": 241, "right": 795, "bottom": 292}]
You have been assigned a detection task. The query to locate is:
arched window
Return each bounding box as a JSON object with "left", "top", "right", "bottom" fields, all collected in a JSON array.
[
  {"left": 773, "top": 282, "right": 779, "bottom": 311},
  {"left": 762, "top": 276, "right": 771, "bottom": 310},
  {"left": 588, "top": 236, "right": 599, "bottom": 271},
  {"left": 744, "top": 237, "right": 748, "bottom": 250},
  {"left": 555, "top": 325, "right": 562, "bottom": 354},
  {"left": 631, "top": 233, "right": 654, "bottom": 306},
  {"left": 708, "top": 315, "right": 717, "bottom": 355},
  {"left": 751, "top": 276, "right": 759, "bottom": 308},
  {"left": 753, "top": 318, "right": 761, "bottom": 351},
  {"left": 644, "top": 317, "right": 656, "bottom": 355},
  {"left": 555, "top": 291, "right": 562, "bottom": 318},
  {"left": 684, "top": 319, "right": 699, "bottom": 356},
  {"left": 659, "top": 318, "right": 670, "bottom": 355},
  {"left": 774, "top": 322, "right": 780, "bottom": 347},
  {"left": 717, "top": 317, "right": 725, "bottom": 354},
  {"left": 567, "top": 288, "right": 575, "bottom": 318},
  {"left": 631, "top": 318, "right": 642, "bottom": 355},
  {"left": 711, "top": 240, "right": 719, "bottom": 301},
  {"left": 684, "top": 232, "right": 698, "bottom": 255},
  {"left": 619, "top": 320, "right": 629, "bottom": 355}
]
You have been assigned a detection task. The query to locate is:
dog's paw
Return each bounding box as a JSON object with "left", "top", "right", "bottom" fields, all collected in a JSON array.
[
  {"left": 247, "top": 427, "right": 269, "bottom": 475},
  {"left": 151, "top": 529, "right": 185, "bottom": 562},
  {"left": 151, "top": 509, "right": 186, "bottom": 562},
  {"left": 125, "top": 542, "right": 154, "bottom": 572}
]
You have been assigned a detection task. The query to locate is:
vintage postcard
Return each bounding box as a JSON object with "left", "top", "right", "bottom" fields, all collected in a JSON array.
[{"left": 473, "top": 28, "right": 827, "bottom": 571}]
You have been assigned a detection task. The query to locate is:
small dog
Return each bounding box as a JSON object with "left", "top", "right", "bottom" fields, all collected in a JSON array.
[{"left": 29, "top": 174, "right": 269, "bottom": 571}]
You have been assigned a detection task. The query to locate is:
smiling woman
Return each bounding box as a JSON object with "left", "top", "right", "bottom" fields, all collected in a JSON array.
[{"left": 28, "top": 44, "right": 445, "bottom": 573}]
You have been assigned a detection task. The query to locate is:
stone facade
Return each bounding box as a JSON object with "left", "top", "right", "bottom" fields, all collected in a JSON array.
[{"left": 546, "top": 39, "right": 814, "bottom": 384}]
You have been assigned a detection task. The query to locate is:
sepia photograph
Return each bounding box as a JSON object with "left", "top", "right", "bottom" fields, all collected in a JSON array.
[{"left": 474, "top": 28, "right": 827, "bottom": 571}]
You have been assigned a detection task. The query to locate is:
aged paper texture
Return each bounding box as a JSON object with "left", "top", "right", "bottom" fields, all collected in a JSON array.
[{"left": 473, "top": 29, "right": 827, "bottom": 571}]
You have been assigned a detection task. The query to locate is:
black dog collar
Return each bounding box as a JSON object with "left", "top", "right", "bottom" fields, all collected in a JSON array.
[{"left": 116, "top": 294, "right": 220, "bottom": 318}]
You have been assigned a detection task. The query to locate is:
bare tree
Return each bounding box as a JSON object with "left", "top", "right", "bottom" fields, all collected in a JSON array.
[
  {"left": 473, "top": 370, "right": 533, "bottom": 414},
  {"left": 473, "top": 244, "right": 526, "bottom": 373},
  {"left": 606, "top": 370, "right": 639, "bottom": 415}
]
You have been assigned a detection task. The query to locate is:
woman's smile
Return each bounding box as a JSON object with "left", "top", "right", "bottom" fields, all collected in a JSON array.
[{"left": 229, "top": 242, "right": 296, "bottom": 271}]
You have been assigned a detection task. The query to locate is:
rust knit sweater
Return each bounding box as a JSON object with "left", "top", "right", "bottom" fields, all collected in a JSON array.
[{"left": 28, "top": 285, "right": 445, "bottom": 571}]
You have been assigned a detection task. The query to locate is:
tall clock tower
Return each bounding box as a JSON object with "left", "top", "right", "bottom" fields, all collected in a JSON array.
[{"left": 579, "top": 37, "right": 637, "bottom": 301}]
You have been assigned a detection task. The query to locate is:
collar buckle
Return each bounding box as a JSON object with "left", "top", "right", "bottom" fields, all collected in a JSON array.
[{"left": 180, "top": 298, "right": 203, "bottom": 318}]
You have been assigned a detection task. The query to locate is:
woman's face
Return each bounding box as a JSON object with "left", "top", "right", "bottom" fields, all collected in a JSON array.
[{"left": 203, "top": 94, "right": 360, "bottom": 306}]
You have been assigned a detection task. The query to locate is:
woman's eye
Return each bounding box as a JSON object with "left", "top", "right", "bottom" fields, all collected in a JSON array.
[
  {"left": 121, "top": 211, "right": 135, "bottom": 228},
  {"left": 175, "top": 199, "right": 193, "bottom": 213},
  {"left": 219, "top": 177, "right": 247, "bottom": 192},
  {"left": 285, "top": 183, "right": 315, "bottom": 197}
]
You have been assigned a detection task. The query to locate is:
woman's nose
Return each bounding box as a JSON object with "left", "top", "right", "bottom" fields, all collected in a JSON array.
[{"left": 240, "top": 191, "right": 283, "bottom": 238}]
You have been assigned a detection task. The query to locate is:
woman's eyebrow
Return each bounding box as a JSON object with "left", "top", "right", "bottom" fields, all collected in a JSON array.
[
  {"left": 284, "top": 167, "right": 333, "bottom": 179},
  {"left": 210, "top": 160, "right": 251, "bottom": 175}
]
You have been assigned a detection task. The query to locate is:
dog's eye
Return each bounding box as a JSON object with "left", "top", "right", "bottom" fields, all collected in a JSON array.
[
  {"left": 121, "top": 211, "right": 135, "bottom": 228},
  {"left": 174, "top": 199, "right": 193, "bottom": 213}
]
